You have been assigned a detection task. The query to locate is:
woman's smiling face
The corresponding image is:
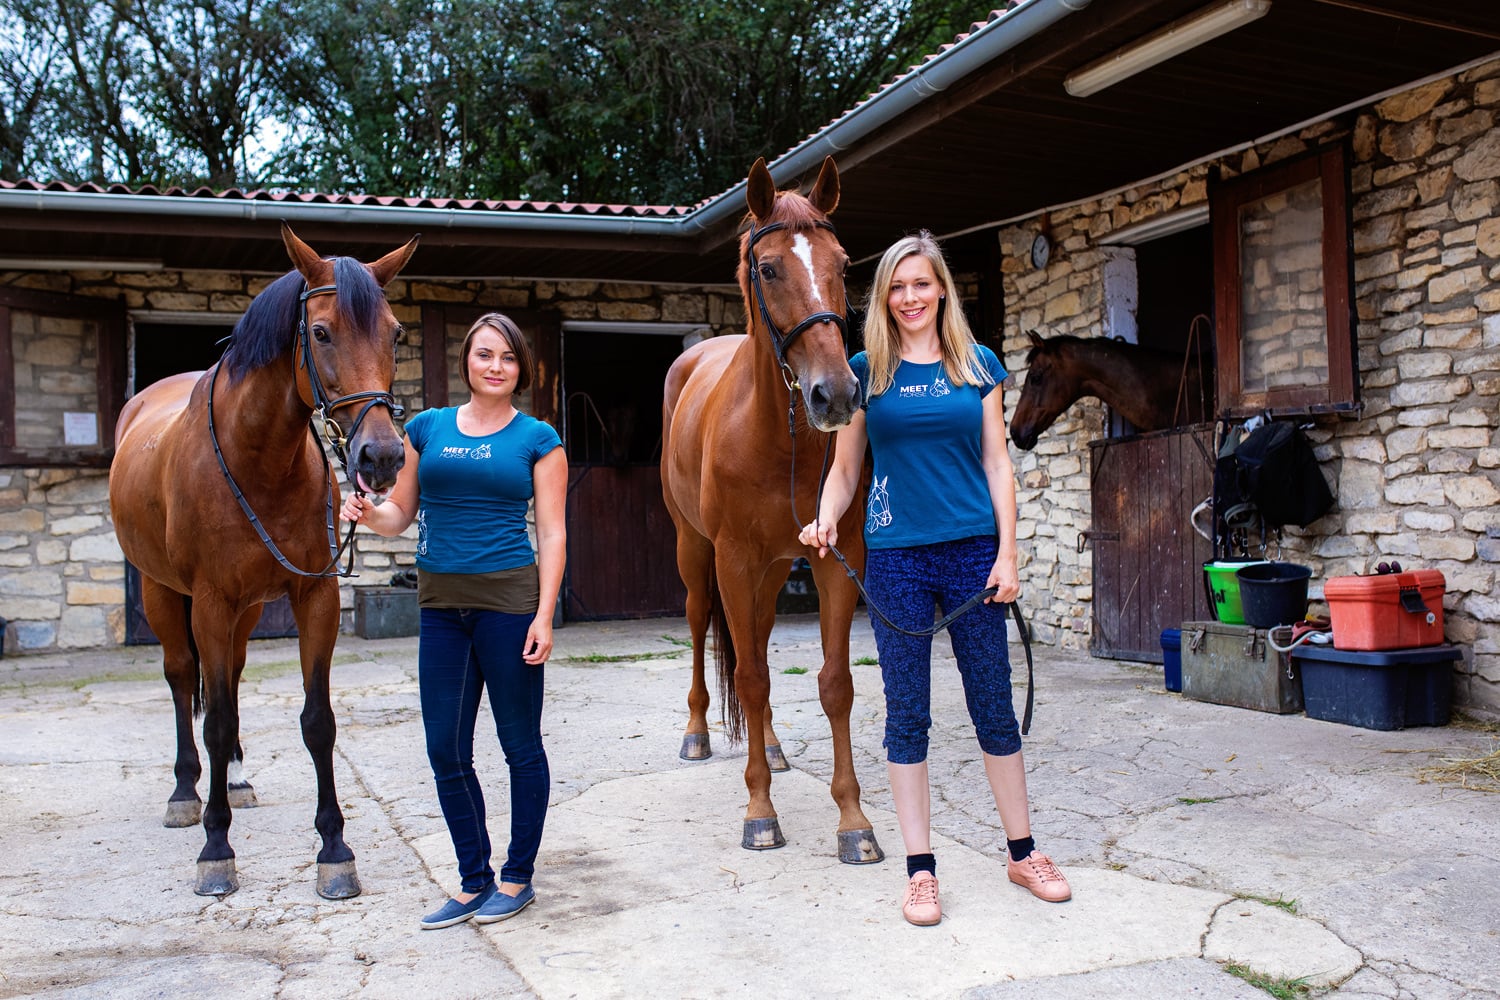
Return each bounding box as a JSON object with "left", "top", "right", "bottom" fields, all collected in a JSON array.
[
  {"left": 887, "top": 254, "right": 942, "bottom": 341},
  {"left": 466, "top": 325, "right": 520, "bottom": 398}
]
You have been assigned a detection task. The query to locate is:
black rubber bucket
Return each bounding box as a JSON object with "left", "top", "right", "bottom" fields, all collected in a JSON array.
[{"left": 1236, "top": 562, "right": 1312, "bottom": 628}]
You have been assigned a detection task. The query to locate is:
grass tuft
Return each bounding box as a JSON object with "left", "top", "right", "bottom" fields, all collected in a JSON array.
[
  {"left": 1233, "top": 891, "right": 1299, "bottom": 914},
  {"left": 1222, "top": 963, "right": 1313, "bottom": 998},
  {"left": 782, "top": 666, "right": 808, "bottom": 675}
]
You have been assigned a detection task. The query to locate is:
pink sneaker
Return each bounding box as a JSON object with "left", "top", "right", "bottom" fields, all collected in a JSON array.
[
  {"left": 1008, "top": 851, "right": 1072, "bottom": 902},
  {"left": 902, "top": 871, "right": 941, "bottom": 926}
]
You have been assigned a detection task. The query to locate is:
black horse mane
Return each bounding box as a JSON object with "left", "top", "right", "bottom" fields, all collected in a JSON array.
[{"left": 220, "top": 257, "right": 385, "bottom": 382}]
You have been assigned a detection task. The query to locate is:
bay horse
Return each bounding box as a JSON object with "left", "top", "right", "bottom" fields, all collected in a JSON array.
[
  {"left": 1009, "top": 331, "right": 1211, "bottom": 450},
  {"left": 109, "top": 225, "right": 418, "bottom": 897},
  {"left": 661, "top": 156, "right": 883, "bottom": 863}
]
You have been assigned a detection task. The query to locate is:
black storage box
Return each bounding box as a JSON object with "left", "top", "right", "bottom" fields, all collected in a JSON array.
[
  {"left": 1290, "top": 643, "right": 1459, "bottom": 730},
  {"left": 354, "top": 586, "right": 420, "bottom": 639}
]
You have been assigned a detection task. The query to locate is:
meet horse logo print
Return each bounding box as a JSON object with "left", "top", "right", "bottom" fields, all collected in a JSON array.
[
  {"left": 866, "top": 476, "right": 892, "bottom": 533},
  {"left": 898, "top": 374, "right": 951, "bottom": 398},
  {"left": 437, "top": 443, "right": 494, "bottom": 460}
]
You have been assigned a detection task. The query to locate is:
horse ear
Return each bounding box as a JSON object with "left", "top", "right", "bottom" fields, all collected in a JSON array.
[
  {"left": 808, "top": 155, "right": 839, "bottom": 216},
  {"left": 746, "top": 158, "right": 776, "bottom": 222},
  {"left": 1027, "top": 331, "right": 1044, "bottom": 348},
  {"left": 281, "top": 223, "right": 326, "bottom": 281},
  {"left": 367, "top": 233, "right": 421, "bottom": 288}
]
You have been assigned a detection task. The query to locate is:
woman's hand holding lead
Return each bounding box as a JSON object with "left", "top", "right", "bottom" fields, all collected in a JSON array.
[
  {"left": 340, "top": 493, "right": 368, "bottom": 524},
  {"left": 798, "top": 518, "right": 838, "bottom": 557}
]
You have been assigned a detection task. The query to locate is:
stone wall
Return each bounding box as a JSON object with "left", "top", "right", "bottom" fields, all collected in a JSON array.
[
  {"left": 0, "top": 268, "right": 740, "bottom": 654},
  {"left": 996, "top": 57, "right": 1500, "bottom": 712}
]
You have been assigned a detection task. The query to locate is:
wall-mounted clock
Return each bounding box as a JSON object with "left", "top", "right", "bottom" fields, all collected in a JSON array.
[{"left": 1030, "top": 232, "right": 1051, "bottom": 270}]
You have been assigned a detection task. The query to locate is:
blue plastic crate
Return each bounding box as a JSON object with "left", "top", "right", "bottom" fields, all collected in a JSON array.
[{"left": 1290, "top": 643, "right": 1459, "bottom": 730}]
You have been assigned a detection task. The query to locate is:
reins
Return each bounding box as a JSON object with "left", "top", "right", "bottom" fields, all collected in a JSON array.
[
  {"left": 207, "top": 280, "right": 403, "bottom": 579},
  {"left": 751, "top": 221, "right": 1034, "bottom": 734}
]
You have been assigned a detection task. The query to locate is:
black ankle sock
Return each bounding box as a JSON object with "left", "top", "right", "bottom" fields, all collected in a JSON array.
[
  {"left": 1007, "top": 837, "right": 1035, "bottom": 862},
  {"left": 906, "top": 853, "right": 936, "bottom": 878}
]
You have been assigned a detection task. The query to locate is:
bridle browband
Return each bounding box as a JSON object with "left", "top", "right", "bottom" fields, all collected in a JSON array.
[
  {"left": 746, "top": 218, "right": 849, "bottom": 392},
  {"left": 206, "top": 278, "right": 404, "bottom": 579}
]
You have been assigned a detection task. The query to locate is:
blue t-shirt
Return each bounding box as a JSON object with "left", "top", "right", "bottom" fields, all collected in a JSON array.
[
  {"left": 852, "top": 345, "right": 1007, "bottom": 550},
  {"left": 403, "top": 406, "right": 562, "bottom": 574}
]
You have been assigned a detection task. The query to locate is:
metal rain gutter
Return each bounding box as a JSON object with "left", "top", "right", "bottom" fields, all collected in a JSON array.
[{"left": 0, "top": 0, "right": 1091, "bottom": 246}]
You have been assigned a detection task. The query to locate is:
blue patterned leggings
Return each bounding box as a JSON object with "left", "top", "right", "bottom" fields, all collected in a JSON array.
[{"left": 865, "top": 535, "right": 1021, "bottom": 764}]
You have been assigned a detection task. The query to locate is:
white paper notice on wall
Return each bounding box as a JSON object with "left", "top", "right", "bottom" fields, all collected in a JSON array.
[{"left": 63, "top": 411, "right": 98, "bottom": 446}]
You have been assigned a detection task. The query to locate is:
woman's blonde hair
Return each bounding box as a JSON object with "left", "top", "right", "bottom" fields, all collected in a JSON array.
[{"left": 862, "top": 230, "right": 991, "bottom": 398}]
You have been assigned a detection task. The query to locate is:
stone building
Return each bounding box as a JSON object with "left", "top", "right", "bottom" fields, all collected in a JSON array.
[{"left": 2, "top": 0, "right": 1495, "bottom": 712}]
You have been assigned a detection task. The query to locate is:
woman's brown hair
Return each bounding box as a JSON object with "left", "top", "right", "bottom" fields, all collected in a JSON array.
[{"left": 459, "top": 312, "right": 534, "bottom": 395}]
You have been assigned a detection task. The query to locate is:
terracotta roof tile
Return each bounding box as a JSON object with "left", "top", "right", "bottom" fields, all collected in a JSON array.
[{"left": 0, "top": 177, "right": 693, "bottom": 218}]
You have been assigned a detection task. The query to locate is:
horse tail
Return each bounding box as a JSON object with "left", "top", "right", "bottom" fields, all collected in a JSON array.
[
  {"left": 182, "top": 595, "right": 204, "bottom": 717},
  {"left": 707, "top": 562, "right": 744, "bottom": 745}
]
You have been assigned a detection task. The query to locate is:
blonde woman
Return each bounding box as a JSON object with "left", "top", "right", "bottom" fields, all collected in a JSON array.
[{"left": 799, "top": 232, "right": 1069, "bottom": 926}]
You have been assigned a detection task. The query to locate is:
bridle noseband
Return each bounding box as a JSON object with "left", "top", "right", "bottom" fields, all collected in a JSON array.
[{"left": 746, "top": 219, "right": 850, "bottom": 391}]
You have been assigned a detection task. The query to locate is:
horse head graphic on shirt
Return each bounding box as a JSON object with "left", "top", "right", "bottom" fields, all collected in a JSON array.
[{"left": 866, "top": 475, "right": 892, "bottom": 534}]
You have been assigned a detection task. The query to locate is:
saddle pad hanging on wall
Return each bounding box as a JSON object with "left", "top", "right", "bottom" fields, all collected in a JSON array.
[{"left": 1234, "top": 421, "right": 1335, "bottom": 528}]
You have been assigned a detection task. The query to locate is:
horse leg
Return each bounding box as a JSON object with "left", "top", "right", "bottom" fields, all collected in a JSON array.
[
  {"left": 758, "top": 560, "right": 792, "bottom": 773},
  {"left": 291, "top": 582, "right": 360, "bottom": 899},
  {"left": 226, "top": 603, "right": 264, "bottom": 810},
  {"left": 719, "top": 560, "right": 783, "bottom": 850},
  {"left": 142, "top": 579, "right": 202, "bottom": 828},
  {"left": 676, "top": 529, "right": 715, "bottom": 761},
  {"left": 190, "top": 597, "right": 241, "bottom": 896},
  {"left": 810, "top": 555, "right": 884, "bottom": 864}
]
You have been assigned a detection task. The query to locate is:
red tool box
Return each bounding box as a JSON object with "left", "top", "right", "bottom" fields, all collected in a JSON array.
[{"left": 1324, "top": 569, "right": 1445, "bottom": 651}]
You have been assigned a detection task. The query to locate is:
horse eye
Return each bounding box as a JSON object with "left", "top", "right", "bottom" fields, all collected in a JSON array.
[
  {"left": 394, "top": 326, "right": 407, "bottom": 346},
  {"left": 312, "top": 324, "right": 332, "bottom": 344},
  {"left": 758, "top": 263, "right": 776, "bottom": 281}
]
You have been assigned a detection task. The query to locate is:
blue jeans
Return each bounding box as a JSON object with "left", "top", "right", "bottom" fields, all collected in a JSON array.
[
  {"left": 419, "top": 607, "right": 549, "bottom": 892},
  {"left": 865, "top": 536, "right": 1020, "bottom": 764}
]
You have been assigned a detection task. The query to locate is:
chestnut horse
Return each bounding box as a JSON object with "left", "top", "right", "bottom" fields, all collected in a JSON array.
[
  {"left": 661, "top": 156, "right": 882, "bottom": 863},
  {"left": 109, "top": 225, "right": 418, "bottom": 897},
  {"left": 1009, "top": 331, "right": 1211, "bottom": 450}
]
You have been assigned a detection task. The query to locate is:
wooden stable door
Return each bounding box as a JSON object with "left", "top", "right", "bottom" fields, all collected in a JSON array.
[{"left": 1087, "top": 424, "right": 1216, "bottom": 661}]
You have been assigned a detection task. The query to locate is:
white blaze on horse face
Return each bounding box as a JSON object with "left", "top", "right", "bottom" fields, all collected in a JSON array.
[{"left": 791, "top": 233, "right": 824, "bottom": 306}]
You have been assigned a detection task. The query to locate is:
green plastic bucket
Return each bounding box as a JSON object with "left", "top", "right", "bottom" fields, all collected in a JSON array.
[{"left": 1203, "top": 560, "right": 1267, "bottom": 625}]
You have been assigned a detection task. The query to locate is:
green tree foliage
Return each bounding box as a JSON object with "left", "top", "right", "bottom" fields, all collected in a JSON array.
[{"left": 3, "top": 0, "right": 994, "bottom": 202}]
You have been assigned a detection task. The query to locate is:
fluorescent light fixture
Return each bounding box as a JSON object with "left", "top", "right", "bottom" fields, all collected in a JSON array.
[
  {"left": 0, "top": 256, "right": 164, "bottom": 272},
  {"left": 1065, "top": 0, "right": 1271, "bottom": 98}
]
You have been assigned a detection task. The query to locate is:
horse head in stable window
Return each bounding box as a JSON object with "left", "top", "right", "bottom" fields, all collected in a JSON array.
[{"left": 1009, "top": 330, "right": 1212, "bottom": 450}]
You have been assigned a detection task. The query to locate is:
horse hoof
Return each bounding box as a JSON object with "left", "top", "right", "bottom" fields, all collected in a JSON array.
[
  {"left": 742, "top": 817, "right": 786, "bottom": 851},
  {"left": 679, "top": 733, "right": 712, "bottom": 761},
  {"left": 837, "top": 828, "right": 885, "bottom": 865},
  {"left": 163, "top": 799, "right": 202, "bottom": 828},
  {"left": 195, "top": 859, "right": 239, "bottom": 896},
  {"left": 764, "top": 744, "right": 790, "bottom": 772},
  {"left": 227, "top": 785, "right": 259, "bottom": 809},
  {"left": 317, "top": 860, "right": 361, "bottom": 900}
]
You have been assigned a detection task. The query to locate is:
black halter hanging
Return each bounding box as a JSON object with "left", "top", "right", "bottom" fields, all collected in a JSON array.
[{"left": 206, "top": 280, "right": 404, "bottom": 579}]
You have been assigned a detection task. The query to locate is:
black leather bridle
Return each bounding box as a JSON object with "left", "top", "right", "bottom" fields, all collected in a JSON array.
[
  {"left": 206, "top": 279, "right": 403, "bottom": 579},
  {"left": 745, "top": 219, "right": 851, "bottom": 392}
]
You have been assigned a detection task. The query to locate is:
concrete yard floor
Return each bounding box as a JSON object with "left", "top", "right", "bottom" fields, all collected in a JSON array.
[{"left": 1, "top": 614, "right": 1496, "bottom": 999}]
